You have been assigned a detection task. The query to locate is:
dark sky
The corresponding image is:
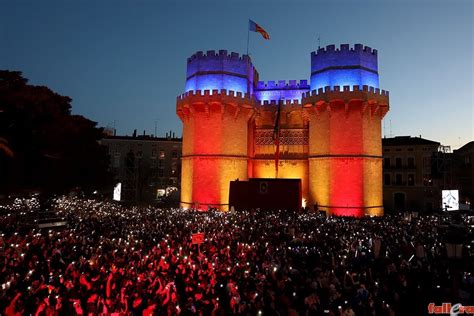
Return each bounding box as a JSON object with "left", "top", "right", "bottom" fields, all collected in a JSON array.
[{"left": 1, "top": 0, "right": 472, "bottom": 148}]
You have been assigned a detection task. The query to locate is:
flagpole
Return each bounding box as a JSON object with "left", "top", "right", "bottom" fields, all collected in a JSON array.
[
  {"left": 246, "top": 20, "right": 250, "bottom": 56},
  {"left": 246, "top": 20, "right": 251, "bottom": 94}
]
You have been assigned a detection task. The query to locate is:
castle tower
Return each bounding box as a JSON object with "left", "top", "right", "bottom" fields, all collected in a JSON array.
[
  {"left": 303, "top": 44, "right": 389, "bottom": 216},
  {"left": 176, "top": 50, "right": 256, "bottom": 210}
]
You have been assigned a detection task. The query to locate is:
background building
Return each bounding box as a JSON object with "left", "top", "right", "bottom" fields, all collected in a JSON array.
[
  {"left": 101, "top": 131, "right": 182, "bottom": 202},
  {"left": 382, "top": 136, "right": 441, "bottom": 212},
  {"left": 381, "top": 136, "right": 474, "bottom": 213},
  {"left": 453, "top": 141, "right": 474, "bottom": 206}
]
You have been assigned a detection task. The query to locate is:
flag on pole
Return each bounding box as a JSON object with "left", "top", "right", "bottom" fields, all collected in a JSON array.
[
  {"left": 272, "top": 100, "right": 282, "bottom": 178},
  {"left": 249, "top": 19, "right": 270, "bottom": 40}
]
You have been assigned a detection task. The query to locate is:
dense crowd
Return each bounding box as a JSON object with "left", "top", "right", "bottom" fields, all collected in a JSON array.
[{"left": 0, "top": 196, "right": 472, "bottom": 315}]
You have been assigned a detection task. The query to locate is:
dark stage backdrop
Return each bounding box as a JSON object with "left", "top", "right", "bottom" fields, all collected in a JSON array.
[{"left": 229, "top": 178, "right": 301, "bottom": 212}]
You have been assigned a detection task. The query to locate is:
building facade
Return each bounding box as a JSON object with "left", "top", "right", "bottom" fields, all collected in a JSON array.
[
  {"left": 101, "top": 133, "right": 182, "bottom": 201},
  {"left": 453, "top": 141, "right": 474, "bottom": 205},
  {"left": 382, "top": 137, "right": 474, "bottom": 213},
  {"left": 176, "top": 44, "right": 390, "bottom": 216},
  {"left": 382, "top": 136, "right": 442, "bottom": 212}
]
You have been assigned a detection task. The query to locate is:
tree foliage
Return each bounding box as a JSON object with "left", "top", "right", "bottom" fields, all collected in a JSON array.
[{"left": 0, "top": 70, "right": 111, "bottom": 194}]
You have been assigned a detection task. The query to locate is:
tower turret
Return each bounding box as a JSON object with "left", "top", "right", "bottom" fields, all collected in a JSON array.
[
  {"left": 177, "top": 51, "right": 256, "bottom": 210},
  {"left": 185, "top": 50, "right": 257, "bottom": 95},
  {"left": 310, "top": 44, "right": 379, "bottom": 91},
  {"left": 304, "top": 44, "right": 389, "bottom": 217}
]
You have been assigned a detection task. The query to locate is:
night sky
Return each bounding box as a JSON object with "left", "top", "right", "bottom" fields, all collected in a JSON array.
[{"left": 1, "top": 0, "right": 472, "bottom": 148}]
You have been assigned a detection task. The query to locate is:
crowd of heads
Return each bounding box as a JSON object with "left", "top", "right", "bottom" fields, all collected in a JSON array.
[{"left": 0, "top": 196, "right": 473, "bottom": 315}]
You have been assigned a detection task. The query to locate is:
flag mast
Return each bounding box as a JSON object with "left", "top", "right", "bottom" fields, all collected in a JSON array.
[
  {"left": 246, "top": 21, "right": 250, "bottom": 56},
  {"left": 247, "top": 19, "right": 274, "bottom": 173}
]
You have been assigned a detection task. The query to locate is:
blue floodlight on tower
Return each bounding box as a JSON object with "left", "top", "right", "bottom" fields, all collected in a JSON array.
[
  {"left": 185, "top": 50, "right": 256, "bottom": 95},
  {"left": 310, "top": 44, "right": 379, "bottom": 91}
]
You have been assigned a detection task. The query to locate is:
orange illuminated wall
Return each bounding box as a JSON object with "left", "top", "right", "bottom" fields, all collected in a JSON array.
[
  {"left": 177, "top": 91, "right": 254, "bottom": 210},
  {"left": 303, "top": 86, "right": 389, "bottom": 216}
]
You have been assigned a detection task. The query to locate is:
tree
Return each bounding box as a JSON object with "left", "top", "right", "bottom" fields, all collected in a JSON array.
[
  {"left": 0, "top": 70, "right": 112, "bottom": 195},
  {"left": 0, "top": 138, "right": 13, "bottom": 157}
]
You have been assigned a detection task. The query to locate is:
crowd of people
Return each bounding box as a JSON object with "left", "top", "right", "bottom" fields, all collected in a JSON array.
[{"left": 0, "top": 196, "right": 472, "bottom": 315}]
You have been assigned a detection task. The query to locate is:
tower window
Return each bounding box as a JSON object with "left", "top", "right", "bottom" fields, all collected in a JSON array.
[{"left": 384, "top": 173, "right": 391, "bottom": 186}]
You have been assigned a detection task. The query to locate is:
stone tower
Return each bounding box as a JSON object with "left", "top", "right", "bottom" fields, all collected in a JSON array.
[
  {"left": 177, "top": 44, "right": 389, "bottom": 216},
  {"left": 303, "top": 44, "right": 389, "bottom": 216},
  {"left": 176, "top": 50, "right": 256, "bottom": 210}
]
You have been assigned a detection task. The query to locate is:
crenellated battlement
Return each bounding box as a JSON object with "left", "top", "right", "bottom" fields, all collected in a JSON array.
[
  {"left": 256, "top": 99, "right": 301, "bottom": 106},
  {"left": 187, "top": 50, "right": 251, "bottom": 63},
  {"left": 311, "top": 44, "right": 377, "bottom": 57},
  {"left": 253, "top": 80, "right": 310, "bottom": 104},
  {"left": 185, "top": 50, "right": 257, "bottom": 95},
  {"left": 310, "top": 44, "right": 380, "bottom": 91},
  {"left": 177, "top": 89, "right": 253, "bottom": 101},
  {"left": 302, "top": 85, "right": 389, "bottom": 99},
  {"left": 255, "top": 80, "right": 309, "bottom": 90},
  {"left": 176, "top": 89, "right": 257, "bottom": 123}
]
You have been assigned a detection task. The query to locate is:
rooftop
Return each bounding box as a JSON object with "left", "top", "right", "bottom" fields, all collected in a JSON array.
[
  {"left": 382, "top": 136, "right": 440, "bottom": 146},
  {"left": 103, "top": 135, "right": 182, "bottom": 142},
  {"left": 454, "top": 141, "right": 474, "bottom": 153}
]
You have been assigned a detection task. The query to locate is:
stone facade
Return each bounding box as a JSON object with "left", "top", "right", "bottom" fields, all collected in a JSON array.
[
  {"left": 177, "top": 44, "right": 390, "bottom": 215},
  {"left": 101, "top": 135, "right": 181, "bottom": 201}
]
